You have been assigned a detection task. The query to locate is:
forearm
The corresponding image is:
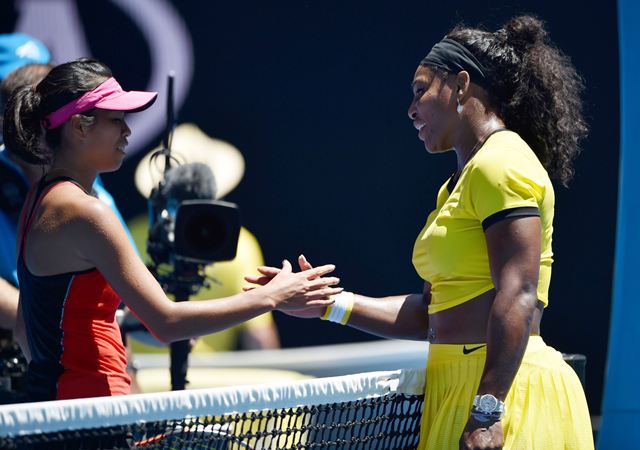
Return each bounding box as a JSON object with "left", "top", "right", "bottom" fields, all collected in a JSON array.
[
  {"left": 476, "top": 288, "right": 537, "bottom": 400},
  {"left": 347, "top": 293, "right": 429, "bottom": 340},
  {"left": 144, "top": 288, "right": 275, "bottom": 343}
]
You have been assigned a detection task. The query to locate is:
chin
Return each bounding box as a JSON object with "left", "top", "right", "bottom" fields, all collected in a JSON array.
[
  {"left": 100, "top": 161, "right": 123, "bottom": 173},
  {"left": 424, "top": 143, "right": 449, "bottom": 155},
  {"left": 424, "top": 137, "right": 455, "bottom": 154}
]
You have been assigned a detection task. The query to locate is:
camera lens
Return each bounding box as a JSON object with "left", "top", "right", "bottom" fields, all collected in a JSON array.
[
  {"left": 174, "top": 200, "right": 240, "bottom": 262},
  {"left": 184, "top": 211, "right": 226, "bottom": 250}
]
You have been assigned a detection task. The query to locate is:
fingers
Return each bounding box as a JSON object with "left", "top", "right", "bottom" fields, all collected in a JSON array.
[
  {"left": 306, "top": 276, "right": 341, "bottom": 289},
  {"left": 281, "top": 259, "right": 292, "bottom": 273},
  {"left": 257, "top": 266, "right": 281, "bottom": 276},
  {"left": 301, "top": 298, "right": 336, "bottom": 307},
  {"left": 305, "top": 264, "right": 336, "bottom": 279},
  {"left": 298, "top": 254, "right": 314, "bottom": 271},
  {"left": 243, "top": 275, "right": 272, "bottom": 285},
  {"left": 277, "top": 297, "right": 335, "bottom": 311},
  {"left": 304, "top": 287, "right": 344, "bottom": 300}
]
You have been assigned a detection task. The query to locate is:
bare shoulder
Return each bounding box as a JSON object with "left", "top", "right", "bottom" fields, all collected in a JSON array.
[
  {"left": 43, "top": 182, "right": 122, "bottom": 234},
  {"left": 24, "top": 182, "right": 129, "bottom": 274}
]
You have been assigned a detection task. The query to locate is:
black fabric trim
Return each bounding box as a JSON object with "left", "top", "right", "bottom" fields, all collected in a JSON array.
[
  {"left": 446, "top": 172, "right": 456, "bottom": 193},
  {"left": 482, "top": 207, "right": 540, "bottom": 231},
  {"left": 39, "top": 175, "right": 84, "bottom": 193}
]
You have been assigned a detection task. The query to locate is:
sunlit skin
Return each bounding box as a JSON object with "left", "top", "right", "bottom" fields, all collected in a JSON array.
[
  {"left": 44, "top": 109, "right": 131, "bottom": 192},
  {"left": 407, "top": 65, "right": 508, "bottom": 175},
  {"left": 407, "top": 66, "right": 458, "bottom": 154}
]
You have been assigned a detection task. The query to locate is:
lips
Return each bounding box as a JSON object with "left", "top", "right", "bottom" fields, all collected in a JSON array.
[
  {"left": 414, "top": 122, "right": 427, "bottom": 141},
  {"left": 116, "top": 140, "right": 129, "bottom": 153}
]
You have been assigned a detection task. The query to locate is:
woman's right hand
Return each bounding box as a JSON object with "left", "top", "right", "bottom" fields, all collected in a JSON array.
[{"left": 259, "top": 259, "right": 341, "bottom": 311}]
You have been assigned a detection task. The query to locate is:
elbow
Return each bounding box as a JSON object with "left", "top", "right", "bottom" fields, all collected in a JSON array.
[
  {"left": 517, "top": 282, "right": 540, "bottom": 312},
  {"left": 148, "top": 327, "right": 174, "bottom": 345},
  {"left": 145, "top": 317, "right": 182, "bottom": 344},
  {"left": 132, "top": 304, "right": 182, "bottom": 344},
  {"left": 494, "top": 282, "right": 539, "bottom": 323}
]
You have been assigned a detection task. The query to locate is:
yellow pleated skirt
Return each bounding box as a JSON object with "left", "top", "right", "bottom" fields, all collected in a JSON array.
[{"left": 418, "top": 336, "right": 594, "bottom": 450}]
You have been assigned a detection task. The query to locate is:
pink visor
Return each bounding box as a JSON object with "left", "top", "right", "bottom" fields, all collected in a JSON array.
[{"left": 44, "top": 77, "right": 158, "bottom": 129}]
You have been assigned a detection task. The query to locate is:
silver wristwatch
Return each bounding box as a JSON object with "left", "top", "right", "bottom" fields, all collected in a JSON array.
[{"left": 471, "top": 394, "right": 505, "bottom": 422}]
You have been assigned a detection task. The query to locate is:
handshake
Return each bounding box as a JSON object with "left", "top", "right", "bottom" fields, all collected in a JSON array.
[{"left": 244, "top": 254, "right": 342, "bottom": 318}]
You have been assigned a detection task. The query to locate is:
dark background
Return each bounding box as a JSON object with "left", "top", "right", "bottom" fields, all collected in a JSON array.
[{"left": 1, "top": 0, "right": 619, "bottom": 414}]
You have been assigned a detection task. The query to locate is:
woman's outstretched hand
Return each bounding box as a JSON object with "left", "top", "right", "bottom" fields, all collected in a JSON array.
[
  {"left": 245, "top": 255, "right": 333, "bottom": 318},
  {"left": 253, "top": 259, "right": 341, "bottom": 311}
]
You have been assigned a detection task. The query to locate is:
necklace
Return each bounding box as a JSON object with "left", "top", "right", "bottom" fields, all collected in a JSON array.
[{"left": 447, "top": 127, "right": 506, "bottom": 191}]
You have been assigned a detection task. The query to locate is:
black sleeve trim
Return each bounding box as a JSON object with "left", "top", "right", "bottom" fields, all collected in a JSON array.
[{"left": 482, "top": 207, "right": 540, "bottom": 231}]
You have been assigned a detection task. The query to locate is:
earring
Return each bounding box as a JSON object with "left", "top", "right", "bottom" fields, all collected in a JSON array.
[{"left": 456, "top": 99, "right": 463, "bottom": 114}]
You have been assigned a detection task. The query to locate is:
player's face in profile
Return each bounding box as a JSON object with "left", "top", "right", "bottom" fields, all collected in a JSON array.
[
  {"left": 82, "top": 109, "right": 131, "bottom": 172},
  {"left": 407, "top": 66, "right": 457, "bottom": 154}
]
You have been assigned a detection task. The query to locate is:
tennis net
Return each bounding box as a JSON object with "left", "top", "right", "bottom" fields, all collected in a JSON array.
[{"left": 0, "top": 368, "right": 425, "bottom": 449}]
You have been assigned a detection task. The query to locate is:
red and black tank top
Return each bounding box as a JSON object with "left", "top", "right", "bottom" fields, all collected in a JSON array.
[{"left": 18, "top": 176, "right": 130, "bottom": 401}]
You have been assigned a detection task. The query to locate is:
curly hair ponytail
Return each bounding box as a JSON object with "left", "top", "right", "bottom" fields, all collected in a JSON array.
[{"left": 447, "top": 15, "right": 588, "bottom": 186}]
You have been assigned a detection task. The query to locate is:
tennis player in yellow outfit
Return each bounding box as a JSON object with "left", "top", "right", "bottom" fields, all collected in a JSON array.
[{"left": 249, "top": 15, "right": 594, "bottom": 450}]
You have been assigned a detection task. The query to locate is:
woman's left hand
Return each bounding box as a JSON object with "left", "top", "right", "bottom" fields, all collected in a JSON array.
[{"left": 459, "top": 418, "right": 503, "bottom": 450}]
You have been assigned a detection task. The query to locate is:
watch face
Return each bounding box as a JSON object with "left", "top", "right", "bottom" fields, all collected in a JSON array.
[{"left": 478, "top": 394, "right": 499, "bottom": 413}]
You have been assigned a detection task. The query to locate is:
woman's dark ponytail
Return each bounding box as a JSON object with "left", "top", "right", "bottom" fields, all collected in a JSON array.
[{"left": 3, "top": 85, "right": 49, "bottom": 165}]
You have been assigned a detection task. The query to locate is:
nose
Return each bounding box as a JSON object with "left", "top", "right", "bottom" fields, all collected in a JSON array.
[
  {"left": 122, "top": 120, "right": 131, "bottom": 138},
  {"left": 407, "top": 100, "right": 417, "bottom": 121}
]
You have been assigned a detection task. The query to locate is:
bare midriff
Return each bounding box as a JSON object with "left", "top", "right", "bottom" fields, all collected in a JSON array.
[{"left": 427, "top": 289, "right": 543, "bottom": 344}]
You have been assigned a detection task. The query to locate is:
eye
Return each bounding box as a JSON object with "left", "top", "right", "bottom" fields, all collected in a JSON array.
[{"left": 413, "top": 87, "right": 425, "bottom": 97}]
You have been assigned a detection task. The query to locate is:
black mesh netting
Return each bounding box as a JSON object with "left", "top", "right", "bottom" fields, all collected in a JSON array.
[{"left": 1, "top": 393, "right": 424, "bottom": 450}]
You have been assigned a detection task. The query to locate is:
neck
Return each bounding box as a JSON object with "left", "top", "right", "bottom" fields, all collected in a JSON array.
[
  {"left": 47, "top": 159, "right": 96, "bottom": 193},
  {"left": 454, "top": 115, "right": 506, "bottom": 172}
]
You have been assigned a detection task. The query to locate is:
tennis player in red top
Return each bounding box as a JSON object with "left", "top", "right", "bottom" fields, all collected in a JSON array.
[{"left": 4, "top": 58, "right": 340, "bottom": 402}]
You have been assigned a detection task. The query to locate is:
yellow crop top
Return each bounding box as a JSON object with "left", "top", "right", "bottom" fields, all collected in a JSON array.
[{"left": 412, "top": 130, "right": 554, "bottom": 314}]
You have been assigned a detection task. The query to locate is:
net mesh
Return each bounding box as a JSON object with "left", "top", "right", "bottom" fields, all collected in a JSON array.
[{"left": 0, "top": 369, "right": 425, "bottom": 450}]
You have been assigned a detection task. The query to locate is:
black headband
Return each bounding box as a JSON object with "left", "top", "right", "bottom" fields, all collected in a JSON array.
[{"left": 420, "top": 38, "right": 490, "bottom": 89}]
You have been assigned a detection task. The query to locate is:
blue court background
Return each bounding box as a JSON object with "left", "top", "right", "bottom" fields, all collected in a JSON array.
[{"left": 598, "top": 0, "right": 640, "bottom": 446}]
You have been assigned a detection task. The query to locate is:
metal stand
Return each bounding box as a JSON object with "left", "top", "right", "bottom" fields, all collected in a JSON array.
[{"left": 169, "top": 290, "right": 191, "bottom": 391}]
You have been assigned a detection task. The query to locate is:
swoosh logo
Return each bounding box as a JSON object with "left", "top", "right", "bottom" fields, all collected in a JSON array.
[{"left": 462, "top": 344, "right": 486, "bottom": 355}]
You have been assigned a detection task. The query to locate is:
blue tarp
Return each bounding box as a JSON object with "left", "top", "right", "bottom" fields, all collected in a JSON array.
[{"left": 598, "top": 0, "right": 640, "bottom": 445}]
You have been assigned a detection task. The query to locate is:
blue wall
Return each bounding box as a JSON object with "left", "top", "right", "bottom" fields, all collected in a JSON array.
[{"left": 598, "top": 0, "right": 640, "bottom": 446}]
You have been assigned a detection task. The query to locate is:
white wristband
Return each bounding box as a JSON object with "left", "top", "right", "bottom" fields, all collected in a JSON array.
[{"left": 321, "top": 291, "right": 354, "bottom": 325}]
